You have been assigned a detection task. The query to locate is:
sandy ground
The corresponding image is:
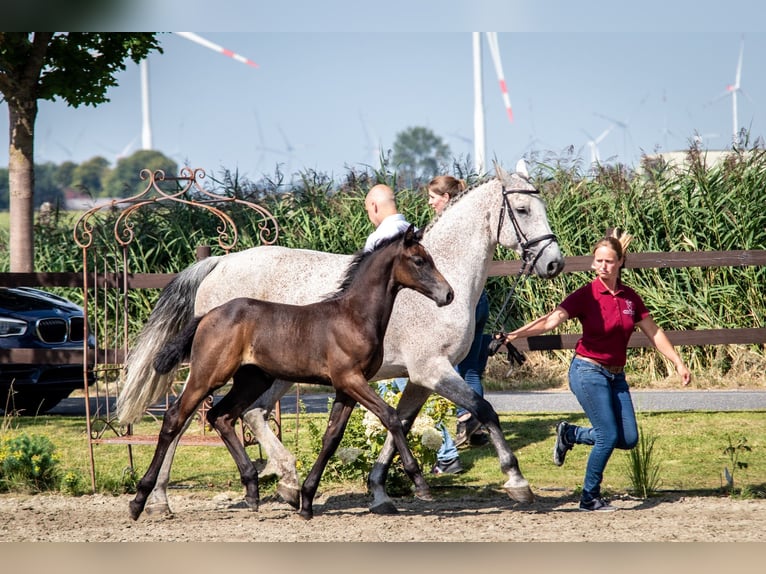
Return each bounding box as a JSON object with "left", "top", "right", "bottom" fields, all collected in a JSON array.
[{"left": 2, "top": 486, "right": 765, "bottom": 542}]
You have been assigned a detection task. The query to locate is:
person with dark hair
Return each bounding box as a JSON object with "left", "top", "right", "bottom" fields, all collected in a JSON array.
[
  {"left": 500, "top": 228, "right": 692, "bottom": 511},
  {"left": 427, "top": 175, "right": 491, "bottom": 448}
]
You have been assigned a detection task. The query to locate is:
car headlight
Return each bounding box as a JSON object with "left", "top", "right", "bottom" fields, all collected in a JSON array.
[{"left": 0, "top": 317, "right": 28, "bottom": 337}]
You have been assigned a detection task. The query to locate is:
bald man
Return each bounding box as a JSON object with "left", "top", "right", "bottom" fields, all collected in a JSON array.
[{"left": 363, "top": 184, "right": 413, "bottom": 252}]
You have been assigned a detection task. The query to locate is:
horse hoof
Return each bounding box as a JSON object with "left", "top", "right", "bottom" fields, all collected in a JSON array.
[
  {"left": 415, "top": 491, "right": 434, "bottom": 502},
  {"left": 144, "top": 502, "right": 173, "bottom": 517},
  {"left": 244, "top": 496, "right": 260, "bottom": 511},
  {"left": 505, "top": 485, "right": 535, "bottom": 504},
  {"left": 369, "top": 501, "right": 398, "bottom": 515},
  {"left": 128, "top": 500, "right": 144, "bottom": 521},
  {"left": 297, "top": 509, "right": 314, "bottom": 520},
  {"left": 277, "top": 484, "right": 301, "bottom": 509}
]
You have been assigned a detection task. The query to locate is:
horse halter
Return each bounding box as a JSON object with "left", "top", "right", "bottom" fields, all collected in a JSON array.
[
  {"left": 490, "top": 181, "right": 558, "bottom": 355},
  {"left": 496, "top": 182, "right": 558, "bottom": 271}
]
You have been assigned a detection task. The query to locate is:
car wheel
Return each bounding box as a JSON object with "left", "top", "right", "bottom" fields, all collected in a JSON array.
[{"left": 1, "top": 389, "right": 72, "bottom": 415}]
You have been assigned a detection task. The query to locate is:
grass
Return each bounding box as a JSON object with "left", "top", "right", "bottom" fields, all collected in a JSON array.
[{"left": 2, "top": 406, "right": 765, "bottom": 500}]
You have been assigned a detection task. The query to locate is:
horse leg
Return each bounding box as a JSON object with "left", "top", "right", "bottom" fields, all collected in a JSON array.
[
  {"left": 206, "top": 366, "right": 273, "bottom": 511},
  {"left": 428, "top": 368, "right": 534, "bottom": 503},
  {"left": 368, "top": 382, "right": 432, "bottom": 515},
  {"left": 345, "top": 382, "right": 432, "bottom": 504},
  {"left": 298, "top": 394, "right": 356, "bottom": 520},
  {"left": 240, "top": 379, "right": 300, "bottom": 508},
  {"left": 129, "top": 385, "right": 211, "bottom": 520},
  {"left": 144, "top": 416, "right": 192, "bottom": 517}
]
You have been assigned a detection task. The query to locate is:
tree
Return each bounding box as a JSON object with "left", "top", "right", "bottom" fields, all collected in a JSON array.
[
  {"left": 0, "top": 32, "right": 162, "bottom": 272},
  {"left": 392, "top": 126, "right": 451, "bottom": 187},
  {"left": 71, "top": 155, "right": 110, "bottom": 196},
  {"left": 102, "top": 149, "right": 178, "bottom": 198}
]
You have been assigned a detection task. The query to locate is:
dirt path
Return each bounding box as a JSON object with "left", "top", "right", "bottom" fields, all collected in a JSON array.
[{"left": 2, "top": 487, "right": 764, "bottom": 542}]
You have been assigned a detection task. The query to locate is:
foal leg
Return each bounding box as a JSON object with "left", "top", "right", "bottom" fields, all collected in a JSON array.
[
  {"left": 298, "top": 394, "right": 356, "bottom": 520},
  {"left": 368, "top": 383, "right": 432, "bottom": 515},
  {"left": 144, "top": 416, "right": 192, "bottom": 516},
  {"left": 129, "top": 382, "right": 213, "bottom": 520},
  {"left": 240, "top": 379, "right": 301, "bottom": 508},
  {"left": 345, "top": 382, "right": 432, "bottom": 504},
  {"left": 206, "top": 366, "right": 273, "bottom": 511}
]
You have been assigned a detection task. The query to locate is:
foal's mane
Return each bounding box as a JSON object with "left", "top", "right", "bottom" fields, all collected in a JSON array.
[{"left": 322, "top": 232, "right": 404, "bottom": 301}]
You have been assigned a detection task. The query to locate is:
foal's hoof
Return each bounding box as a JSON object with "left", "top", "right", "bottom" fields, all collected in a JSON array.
[
  {"left": 128, "top": 500, "right": 144, "bottom": 521},
  {"left": 277, "top": 484, "right": 301, "bottom": 509},
  {"left": 297, "top": 508, "right": 314, "bottom": 520},
  {"left": 505, "top": 485, "right": 535, "bottom": 504},
  {"left": 369, "top": 500, "right": 399, "bottom": 515},
  {"left": 244, "top": 495, "right": 260, "bottom": 511},
  {"left": 414, "top": 491, "right": 434, "bottom": 502}
]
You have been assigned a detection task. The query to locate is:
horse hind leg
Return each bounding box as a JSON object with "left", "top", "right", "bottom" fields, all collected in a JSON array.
[
  {"left": 241, "top": 379, "right": 300, "bottom": 509},
  {"left": 129, "top": 392, "right": 204, "bottom": 520},
  {"left": 208, "top": 366, "right": 274, "bottom": 511},
  {"left": 298, "top": 395, "right": 356, "bottom": 520}
]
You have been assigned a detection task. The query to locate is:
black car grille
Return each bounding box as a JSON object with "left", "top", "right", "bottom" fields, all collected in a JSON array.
[
  {"left": 36, "top": 318, "right": 69, "bottom": 343},
  {"left": 69, "top": 317, "right": 85, "bottom": 343}
]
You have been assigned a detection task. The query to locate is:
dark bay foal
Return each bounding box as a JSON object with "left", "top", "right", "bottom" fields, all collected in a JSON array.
[{"left": 128, "top": 225, "right": 453, "bottom": 520}]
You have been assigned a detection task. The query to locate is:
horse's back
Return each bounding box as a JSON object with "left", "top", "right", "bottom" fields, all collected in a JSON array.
[{"left": 195, "top": 245, "right": 352, "bottom": 314}]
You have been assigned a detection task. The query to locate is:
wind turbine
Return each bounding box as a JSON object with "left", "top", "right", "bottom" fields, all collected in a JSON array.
[
  {"left": 594, "top": 94, "right": 647, "bottom": 164},
  {"left": 711, "top": 36, "right": 747, "bottom": 144},
  {"left": 473, "top": 32, "right": 513, "bottom": 175},
  {"left": 582, "top": 124, "right": 615, "bottom": 166},
  {"left": 139, "top": 33, "right": 259, "bottom": 152}
]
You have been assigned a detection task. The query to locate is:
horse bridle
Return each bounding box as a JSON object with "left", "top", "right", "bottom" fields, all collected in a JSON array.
[{"left": 489, "top": 182, "right": 558, "bottom": 364}]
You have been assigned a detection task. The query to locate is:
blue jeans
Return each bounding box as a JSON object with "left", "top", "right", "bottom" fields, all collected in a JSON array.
[
  {"left": 456, "top": 290, "right": 490, "bottom": 419},
  {"left": 382, "top": 378, "right": 458, "bottom": 462},
  {"left": 567, "top": 357, "right": 638, "bottom": 503}
]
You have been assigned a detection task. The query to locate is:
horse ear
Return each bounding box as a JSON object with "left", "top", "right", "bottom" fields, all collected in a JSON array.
[
  {"left": 404, "top": 224, "right": 420, "bottom": 245},
  {"left": 494, "top": 161, "right": 510, "bottom": 183},
  {"left": 515, "top": 159, "right": 530, "bottom": 179}
]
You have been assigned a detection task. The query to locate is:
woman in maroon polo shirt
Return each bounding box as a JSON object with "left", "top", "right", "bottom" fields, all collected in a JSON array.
[{"left": 502, "top": 228, "right": 691, "bottom": 512}]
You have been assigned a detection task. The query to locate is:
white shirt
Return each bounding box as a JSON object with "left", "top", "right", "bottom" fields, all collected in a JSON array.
[{"left": 363, "top": 213, "right": 413, "bottom": 252}]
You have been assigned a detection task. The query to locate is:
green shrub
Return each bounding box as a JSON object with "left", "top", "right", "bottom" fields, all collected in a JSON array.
[
  {"left": 625, "top": 423, "right": 662, "bottom": 498},
  {"left": 0, "top": 432, "right": 61, "bottom": 493}
]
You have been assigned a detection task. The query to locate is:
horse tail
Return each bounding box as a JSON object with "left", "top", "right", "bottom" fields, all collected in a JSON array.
[
  {"left": 116, "top": 256, "right": 221, "bottom": 424},
  {"left": 153, "top": 316, "right": 203, "bottom": 374}
]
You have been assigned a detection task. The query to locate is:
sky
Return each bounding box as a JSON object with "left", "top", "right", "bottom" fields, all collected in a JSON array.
[{"left": 3, "top": 3, "right": 765, "bottom": 184}]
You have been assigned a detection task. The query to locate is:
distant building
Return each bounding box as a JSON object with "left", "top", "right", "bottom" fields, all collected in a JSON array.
[{"left": 640, "top": 149, "right": 739, "bottom": 172}]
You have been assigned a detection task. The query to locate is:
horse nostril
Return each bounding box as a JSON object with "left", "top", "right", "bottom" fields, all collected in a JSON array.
[
  {"left": 548, "top": 260, "right": 564, "bottom": 277},
  {"left": 446, "top": 289, "right": 455, "bottom": 304}
]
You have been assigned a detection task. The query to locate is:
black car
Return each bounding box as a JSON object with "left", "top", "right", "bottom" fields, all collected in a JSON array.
[{"left": 0, "top": 287, "right": 96, "bottom": 414}]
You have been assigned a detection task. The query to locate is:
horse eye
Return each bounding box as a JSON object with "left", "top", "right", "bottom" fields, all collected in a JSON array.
[{"left": 515, "top": 206, "right": 529, "bottom": 215}]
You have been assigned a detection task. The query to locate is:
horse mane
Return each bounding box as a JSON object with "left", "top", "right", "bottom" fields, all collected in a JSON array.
[{"left": 322, "top": 231, "right": 404, "bottom": 301}]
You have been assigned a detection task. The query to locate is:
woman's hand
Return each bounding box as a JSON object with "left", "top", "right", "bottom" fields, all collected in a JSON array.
[{"left": 676, "top": 363, "right": 692, "bottom": 386}]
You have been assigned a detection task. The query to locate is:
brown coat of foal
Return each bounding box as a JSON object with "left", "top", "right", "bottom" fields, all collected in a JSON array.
[{"left": 128, "top": 226, "right": 453, "bottom": 520}]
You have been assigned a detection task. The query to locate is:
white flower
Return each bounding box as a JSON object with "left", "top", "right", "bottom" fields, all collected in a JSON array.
[
  {"left": 336, "top": 447, "right": 363, "bottom": 465},
  {"left": 411, "top": 413, "right": 435, "bottom": 437},
  {"left": 420, "top": 427, "right": 444, "bottom": 451},
  {"left": 362, "top": 409, "right": 385, "bottom": 438}
]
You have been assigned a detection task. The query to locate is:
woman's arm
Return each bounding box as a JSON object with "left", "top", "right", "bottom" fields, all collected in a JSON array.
[
  {"left": 637, "top": 316, "right": 692, "bottom": 385},
  {"left": 504, "top": 307, "right": 570, "bottom": 342}
]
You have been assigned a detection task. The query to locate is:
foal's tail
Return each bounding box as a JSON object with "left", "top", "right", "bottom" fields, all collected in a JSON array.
[
  {"left": 116, "top": 257, "right": 221, "bottom": 425},
  {"left": 153, "top": 316, "right": 203, "bottom": 374}
]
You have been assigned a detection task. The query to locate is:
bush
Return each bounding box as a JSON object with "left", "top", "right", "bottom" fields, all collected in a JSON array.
[{"left": 0, "top": 432, "right": 61, "bottom": 493}]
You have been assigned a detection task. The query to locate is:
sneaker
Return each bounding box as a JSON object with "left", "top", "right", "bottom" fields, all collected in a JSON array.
[
  {"left": 553, "top": 421, "right": 573, "bottom": 466},
  {"left": 431, "top": 457, "right": 463, "bottom": 475},
  {"left": 455, "top": 416, "right": 482, "bottom": 448},
  {"left": 579, "top": 497, "right": 617, "bottom": 512},
  {"left": 469, "top": 428, "right": 490, "bottom": 447}
]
